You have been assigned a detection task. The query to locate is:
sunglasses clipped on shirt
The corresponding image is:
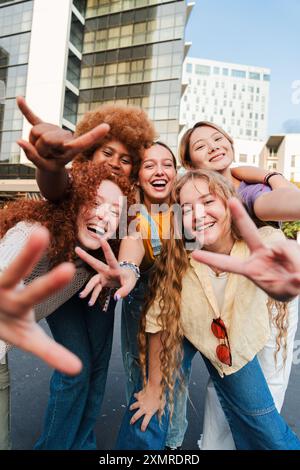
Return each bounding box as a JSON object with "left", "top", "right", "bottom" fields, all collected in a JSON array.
[{"left": 211, "top": 317, "right": 232, "bottom": 367}]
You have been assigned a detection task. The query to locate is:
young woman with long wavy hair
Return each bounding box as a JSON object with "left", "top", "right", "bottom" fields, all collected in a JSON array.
[
  {"left": 116, "top": 169, "right": 300, "bottom": 450},
  {"left": 2, "top": 98, "right": 154, "bottom": 450},
  {"left": 0, "top": 162, "right": 135, "bottom": 450},
  {"left": 179, "top": 122, "right": 300, "bottom": 449}
]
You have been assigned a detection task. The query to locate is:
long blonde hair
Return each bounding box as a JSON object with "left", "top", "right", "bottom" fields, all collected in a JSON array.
[{"left": 138, "top": 170, "right": 288, "bottom": 413}]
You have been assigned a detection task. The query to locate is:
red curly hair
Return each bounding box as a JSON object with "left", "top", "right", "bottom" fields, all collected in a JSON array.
[
  {"left": 0, "top": 162, "right": 136, "bottom": 267},
  {"left": 74, "top": 104, "right": 156, "bottom": 179}
]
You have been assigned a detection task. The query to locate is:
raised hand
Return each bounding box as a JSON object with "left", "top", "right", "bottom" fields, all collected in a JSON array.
[
  {"left": 75, "top": 239, "right": 138, "bottom": 306},
  {"left": 0, "top": 227, "right": 81, "bottom": 375},
  {"left": 16, "top": 96, "right": 110, "bottom": 172},
  {"left": 192, "top": 197, "right": 300, "bottom": 302}
]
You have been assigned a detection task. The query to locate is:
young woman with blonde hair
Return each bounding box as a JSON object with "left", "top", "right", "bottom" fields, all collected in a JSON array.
[
  {"left": 116, "top": 169, "right": 300, "bottom": 450},
  {"left": 178, "top": 122, "right": 300, "bottom": 449}
]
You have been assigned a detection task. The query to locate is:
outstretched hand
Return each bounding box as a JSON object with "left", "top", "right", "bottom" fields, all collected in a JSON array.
[
  {"left": 192, "top": 197, "right": 300, "bottom": 302},
  {"left": 75, "top": 239, "right": 138, "bottom": 305},
  {"left": 0, "top": 227, "right": 81, "bottom": 375},
  {"left": 16, "top": 96, "right": 110, "bottom": 172}
]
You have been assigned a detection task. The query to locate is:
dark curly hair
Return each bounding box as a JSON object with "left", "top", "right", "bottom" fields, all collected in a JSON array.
[
  {"left": 0, "top": 162, "right": 136, "bottom": 268},
  {"left": 74, "top": 104, "right": 156, "bottom": 180}
]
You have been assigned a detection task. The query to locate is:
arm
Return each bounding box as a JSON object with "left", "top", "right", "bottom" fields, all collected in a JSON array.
[
  {"left": 253, "top": 187, "right": 300, "bottom": 221},
  {"left": 129, "top": 332, "right": 165, "bottom": 432},
  {"left": 231, "top": 166, "right": 296, "bottom": 189},
  {"left": 192, "top": 198, "right": 300, "bottom": 302},
  {"left": 0, "top": 227, "right": 81, "bottom": 375},
  {"left": 118, "top": 235, "right": 145, "bottom": 266},
  {"left": 16, "top": 97, "right": 110, "bottom": 202}
]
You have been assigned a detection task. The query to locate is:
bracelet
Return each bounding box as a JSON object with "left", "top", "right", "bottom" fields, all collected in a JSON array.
[
  {"left": 119, "top": 261, "right": 141, "bottom": 280},
  {"left": 263, "top": 171, "right": 283, "bottom": 186}
]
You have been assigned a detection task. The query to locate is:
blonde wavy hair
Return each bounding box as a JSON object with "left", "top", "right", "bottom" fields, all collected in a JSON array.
[{"left": 138, "top": 169, "right": 288, "bottom": 415}]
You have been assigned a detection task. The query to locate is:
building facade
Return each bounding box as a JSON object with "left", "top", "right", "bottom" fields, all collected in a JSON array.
[
  {"left": 0, "top": 0, "right": 193, "bottom": 196},
  {"left": 78, "top": 0, "right": 193, "bottom": 153},
  {"left": 180, "top": 57, "right": 270, "bottom": 142},
  {"left": 259, "top": 134, "right": 300, "bottom": 183}
]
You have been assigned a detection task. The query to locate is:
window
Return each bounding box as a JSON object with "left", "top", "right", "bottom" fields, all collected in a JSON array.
[
  {"left": 195, "top": 64, "right": 211, "bottom": 75},
  {"left": 249, "top": 72, "right": 260, "bottom": 80},
  {"left": 213, "top": 66, "right": 220, "bottom": 74},
  {"left": 263, "top": 74, "right": 270, "bottom": 81},
  {"left": 186, "top": 62, "right": 192, "bottom": 73},
  {"left": 222, "top": 68, "right": 229, "bottom": 76},
  {"left": 231, "top": 69, "right": 246, "bottom": 78},
  {"left": 239, "top": 154, "right": 248, "bottom": 163}
]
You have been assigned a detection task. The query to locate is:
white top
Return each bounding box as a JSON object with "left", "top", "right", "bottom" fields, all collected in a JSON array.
[{"left": 0, "top": 222, "right": 93, "bottom": 361}]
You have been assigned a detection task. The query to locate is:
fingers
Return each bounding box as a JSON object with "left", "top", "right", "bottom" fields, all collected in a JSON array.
[
  {"left": 64, "top": 123, "right": 110, "bottom": 156},
  {"left": 79, "top": 274, "right": 102, "bottom": 299},
  {"left": 228, "top": 198, "right": 265, "bottom": 253},
  {"left": 88, "top": 283, "right": 103, "bottom": 306},
  {"left": 130, "top": 408, "right": 145, "bottom": 426},
  {"left": 114, "top": 278, "right": 136, "bottom": 300},
  {"left": 0, "top": 227, "right": 50, "bottom": 289},
  {"left": 17, "top": 140, "right": 48, "bottom": 170},
  {"left": 100, "top": 239, "right": 119, "bottom": 269},
  {"left": 19, "top": 323, "right": 82, "bottom": 375},
  {"left": 17, "top": 96, "right": 43, "bottom": 126},
  {"left": 75, "top": 246, "right": 109, "bottom": 273},
  {"left": 192, "top": 249, "right": 246, "bottom": 276},
  {"left": 17, "top": 262, "right": 75, "bottom": 309},
  {"left": 140, "top": 415, "right": 152, "bottom": 433}
]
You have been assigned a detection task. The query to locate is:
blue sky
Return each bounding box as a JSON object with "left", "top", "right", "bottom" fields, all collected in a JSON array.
[{"left": 185, "top": 0, "right": 300, "bottom": 135}]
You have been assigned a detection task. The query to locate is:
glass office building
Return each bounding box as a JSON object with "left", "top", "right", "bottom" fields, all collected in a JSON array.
[
  {"left": 79, "top": 0, "right": 192, "bottom": 153},
  {"left": 0, "top": 0, "right": 192, "bottom": 190},
  {"left": 0, "top": 0, "right": 33, "bottom": 165}
]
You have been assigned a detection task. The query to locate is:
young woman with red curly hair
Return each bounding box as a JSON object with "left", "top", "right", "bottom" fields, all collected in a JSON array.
[
  {"left": 0, "top": 162, "right": 135, "bottom": 450},
  {"left": 13, "top": 98, "right": 155, "bottom": 450}
]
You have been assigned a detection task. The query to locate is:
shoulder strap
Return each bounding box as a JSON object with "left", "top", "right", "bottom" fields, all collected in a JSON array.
[{"left": 140, "top": 205, "right": 161, "bottom": 256}]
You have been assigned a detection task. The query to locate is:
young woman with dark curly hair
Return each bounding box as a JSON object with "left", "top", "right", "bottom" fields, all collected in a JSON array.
[{"left": 0, "top": 162, "right": 135, "bottom": 450}]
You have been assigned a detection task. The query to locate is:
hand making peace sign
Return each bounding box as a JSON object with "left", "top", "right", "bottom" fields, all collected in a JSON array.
[
  {"left": 0, "top": 227, "right": 81, "bottom": 375},
  {"left": 192, "top": 198, "right": 300, "bottom": 302}
]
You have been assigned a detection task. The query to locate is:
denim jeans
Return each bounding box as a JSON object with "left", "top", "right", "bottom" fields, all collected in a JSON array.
[
  {"left": 121, "top": 272, "right": 192, "bottom": 448},
  {"left": 34, "top": 293, "right": 115, "bottom": 450},
  {"left": 116, "top": 338, "right": 300, "bottom": 450},
  {"left": 0, "top": 359, "right": 11, "bottom": 450}
]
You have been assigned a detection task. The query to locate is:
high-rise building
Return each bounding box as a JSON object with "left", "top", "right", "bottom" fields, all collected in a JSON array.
[
  {"left": 180, "top": 57, "right": 271, "bottom": 142},
  {"left": 79, "top": 0, "right": 193, "bottom": 153},
  {"left": 0, "top": 0, "right": 193, "bottom": 200}
]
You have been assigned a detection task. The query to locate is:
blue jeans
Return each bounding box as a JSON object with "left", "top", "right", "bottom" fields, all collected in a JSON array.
[
  {"left": 121, "top": 273, "right": 192, "bottom": 448},
  {"left": 34, "top": 293, "right": 115, "bottom": 450},
  {"left": 116, "top": 338, "right": 300, "bottom": 450}
]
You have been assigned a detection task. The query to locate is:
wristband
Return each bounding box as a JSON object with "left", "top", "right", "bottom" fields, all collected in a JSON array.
[
  {"left": 263, "top": 171, "right": 283, "bottom": 186},
  {"left": 119, "top": 261, "right": 141, "bottom": 280}
]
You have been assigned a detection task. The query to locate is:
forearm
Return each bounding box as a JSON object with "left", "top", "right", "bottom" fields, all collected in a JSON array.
[
  {"left": 147, "top": 332, "right": 164, "bottom": 388},
  {"left": 231, "top": 166, "right": 296, "bottom": 189},
  {"left": 118, "top": 235, "right": 145, "bottom": 266},
  {"left": 36, "top": 167, "right": 70, "bottom": 202},
  {"left": 254, "top": 187, "right": 300, "bottom": 221}
]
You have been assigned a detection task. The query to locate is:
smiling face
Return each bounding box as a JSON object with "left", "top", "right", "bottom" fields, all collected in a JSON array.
[
  {"left": 179, "top": 178, "right": 233, "bottom": 252},
  {"left": 92, "top": 140, "right": 133, "bottom": 177},
  {"left": 76, "top": 179, "right": 125, "bottom": 250},
  {"left": 138, "top": 144, "right": 176, "bottom": 208},
  {"left": 189, "top": 125, "right": 234, "bottom": 173}
]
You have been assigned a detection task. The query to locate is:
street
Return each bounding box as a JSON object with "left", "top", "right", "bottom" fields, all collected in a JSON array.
[{"left": 9, "top": 301, "right": 300, "bottom": 450}]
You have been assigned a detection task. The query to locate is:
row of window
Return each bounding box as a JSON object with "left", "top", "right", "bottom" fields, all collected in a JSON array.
[
  {"left": 186, "top": 63, "right": 270, "bottom": 82},
  {"left": 0, "top": 32, "right": 30, "bottom": 68},
  {"left": 86, "top": 0, "right": 185, "bottom": 20},
  {"left": 0, "top": 129, "right": 21, "bottom": 163},
  {"left": 83, "top": 25, "right": 184, "bottom": 54},
  {"left": 82, "top": 39, "right": 183, "bottom": 67},
  {"left": 0, "top": 0, "right": 33, "bottom": 38}
]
